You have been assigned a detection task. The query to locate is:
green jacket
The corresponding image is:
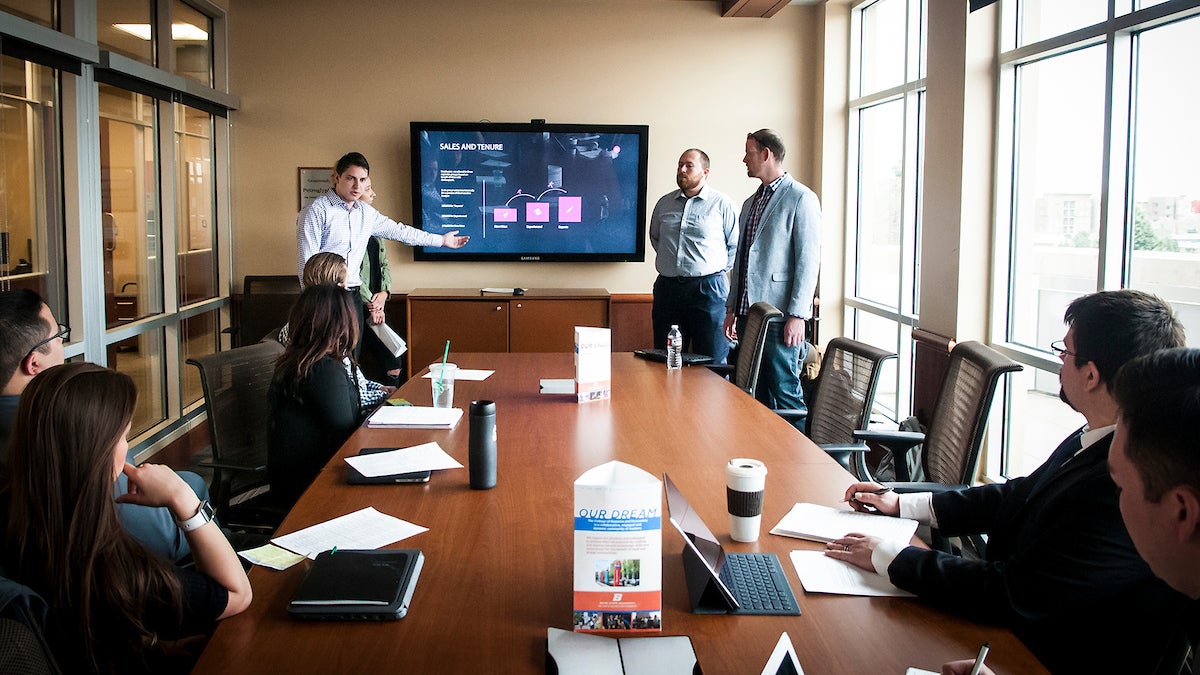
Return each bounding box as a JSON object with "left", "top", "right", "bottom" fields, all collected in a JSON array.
[{"left": 359, "top": 236, "right": 391, "bottom": 304}]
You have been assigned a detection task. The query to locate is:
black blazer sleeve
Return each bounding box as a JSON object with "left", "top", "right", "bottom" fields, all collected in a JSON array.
[{"left": 888, "top": 438, "right": 1188, "bottom": 673}]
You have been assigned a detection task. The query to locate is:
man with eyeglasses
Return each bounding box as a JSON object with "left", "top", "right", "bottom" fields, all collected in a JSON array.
[
  {"left": 0, "top": 289, "right": 207, "bottom": 563},
  {"left": 828, "top": 289, "right": 1191, "bottom": 673},
  {"left": 0, "top": 289, "right": 68, "bottom": 454}
]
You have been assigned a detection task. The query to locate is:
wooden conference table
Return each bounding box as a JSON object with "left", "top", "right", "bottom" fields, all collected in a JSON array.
[{"left": 194, "top": 353, "right": 1046, "bottom": 674}]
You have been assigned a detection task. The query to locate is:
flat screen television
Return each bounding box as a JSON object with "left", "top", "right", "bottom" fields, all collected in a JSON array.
[{"left": 410, "top": 121, "right": 648, "bottom": 262}]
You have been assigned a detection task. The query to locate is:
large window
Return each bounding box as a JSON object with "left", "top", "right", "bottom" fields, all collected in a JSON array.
[
  {"left": 1, "top": 0, "right": 234, "bottom": 456},
  {"left": 993, "top": 1, "right": 1200, "bottom": 477},
  {"left": 844, "top": 0, "right": 926, "bottom": 419},
  {"left": 0, "top": 54, "right": 62, "bottom": 314}
]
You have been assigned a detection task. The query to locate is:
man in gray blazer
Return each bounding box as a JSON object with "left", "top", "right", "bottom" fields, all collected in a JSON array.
[{"left": 724, "top": 129, "right": 821, "bottom": 418}]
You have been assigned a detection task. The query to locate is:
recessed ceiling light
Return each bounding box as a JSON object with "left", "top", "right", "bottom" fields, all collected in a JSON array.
[{"left": 113, "top": 23, "right": 208, "bottom": 41}]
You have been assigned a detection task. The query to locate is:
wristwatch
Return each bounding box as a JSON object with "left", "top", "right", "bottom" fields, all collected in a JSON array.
[{"left": 176, "top": 500, "right": 215, "bottom": 532}]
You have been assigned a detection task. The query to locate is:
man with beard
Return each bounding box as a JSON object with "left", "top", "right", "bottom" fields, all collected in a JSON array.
[
  {"left": 648, "top": 148, "right": 739, "bottom": 364},
  {"left": 827, "top": 290, "right": 1191, "bottom": 673}
]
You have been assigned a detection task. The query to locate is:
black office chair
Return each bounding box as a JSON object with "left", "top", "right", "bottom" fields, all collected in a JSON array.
[
  {"left": 728, "top": 302, "right": 785, "bottom": 397},
  {"left": 0, "top": 576, "right": 58, "bottom": 675},
  {"left": 229, "top": 275, "right": 300, "bottom": 346},
  {"left": 853, "top": 340, "right": 1021, "bottom": 487},
  {"left": 851, "top": 341, "right": 1020, "bottom": 554},
  {"left": 188, "top": 340, "right": 288, "bottom": 533},
  {"left": 796, "top": 337, "right": 897, "bottom": 472}
]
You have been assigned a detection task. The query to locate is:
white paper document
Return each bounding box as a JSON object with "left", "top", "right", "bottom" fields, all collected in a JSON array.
[
  {"left": 770, "top": 502, "right": 919, "bottom": 544},
  {"left": 421, "top": 369, "right": 493, "bottom": 381},
  {"left": 344, "top": 441, "right": 463, "bottom": 477},
  {"left": 366, "top": 405, "right": 464, "bottom": 429},
  {"left": 270, "top": 506, "right": 428, "bottom": 559},
  {"left": 789, "top": 551, "right": 916, "bottom": 597}
]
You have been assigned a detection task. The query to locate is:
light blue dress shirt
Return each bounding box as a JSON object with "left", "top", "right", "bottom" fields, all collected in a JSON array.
[
  {"left": 649, "top": 184, "right": 739, "bottom": 278},
  {"left": 297, "top": 189, "right": 443, "bottom": 287}
]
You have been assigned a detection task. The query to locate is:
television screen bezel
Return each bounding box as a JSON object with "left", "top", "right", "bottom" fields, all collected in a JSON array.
[{"left": 410, "top": 121, "right": 649, "bottom": 263}]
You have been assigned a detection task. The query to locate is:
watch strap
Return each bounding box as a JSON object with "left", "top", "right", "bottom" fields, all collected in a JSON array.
[{"left": 176, "top": 500, "right": 214, "bottom": 532}]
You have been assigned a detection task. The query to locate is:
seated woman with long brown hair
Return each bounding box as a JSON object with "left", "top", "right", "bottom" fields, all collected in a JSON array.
[
  {"left": 268, "top": 283, "right": 363, "bottom": 507},
  {"left": 1, "top": 363, "right": 252, "bottom": 673}
]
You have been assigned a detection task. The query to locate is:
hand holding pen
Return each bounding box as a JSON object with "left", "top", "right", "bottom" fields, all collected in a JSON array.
[{"left": 842, "top": 482, "right": 900, "bottom": 516}]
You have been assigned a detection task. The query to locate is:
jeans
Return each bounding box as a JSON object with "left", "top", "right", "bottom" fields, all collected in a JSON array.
[{"left": 736, "top": 316, "right": 808, "bottom": 420}]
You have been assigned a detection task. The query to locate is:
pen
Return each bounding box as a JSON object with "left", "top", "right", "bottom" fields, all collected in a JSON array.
[
  {"left": 843, "top": 487, "right": 894, "bottom": 502},
  {"left": 968, "top": 641, "right": 989, "bottom": 675}
]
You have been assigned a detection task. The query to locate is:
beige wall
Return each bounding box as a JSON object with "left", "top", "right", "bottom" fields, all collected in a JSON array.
[{"left": 228, "top": 0, "right": 827, "bottom": 294}]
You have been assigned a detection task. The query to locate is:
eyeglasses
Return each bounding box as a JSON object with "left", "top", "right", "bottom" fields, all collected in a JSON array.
[
  {"left": 1049, "top": 340, "right": 1077, "bottom": 360},
  {"left": 25, "top": 323, "right": 70, "bottom": 360}
]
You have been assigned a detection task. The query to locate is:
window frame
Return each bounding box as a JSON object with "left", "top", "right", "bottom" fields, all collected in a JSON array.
[{"left": 988, "top": 0, "right": 1200, "bottom": 478}]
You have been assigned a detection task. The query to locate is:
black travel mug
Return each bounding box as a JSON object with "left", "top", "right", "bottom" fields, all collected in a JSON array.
[{"left": 468, "top": 400, "right": 497, "bottom": 489}]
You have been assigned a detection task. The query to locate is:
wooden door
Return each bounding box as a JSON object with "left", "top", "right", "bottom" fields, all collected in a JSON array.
[
  {"left": 509, "top": 299, "right": 608, "bottom": 352},
  {"left": 407, "top": 299, "right": 508, "bottom": 373}
]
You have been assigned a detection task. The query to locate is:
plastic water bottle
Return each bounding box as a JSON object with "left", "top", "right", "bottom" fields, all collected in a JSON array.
[{"left": 667, "top": 325, "right": 683, "bottom": 370}]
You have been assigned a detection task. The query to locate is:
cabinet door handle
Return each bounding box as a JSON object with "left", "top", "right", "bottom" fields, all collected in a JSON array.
[
  {"left": 495, "top": 305, "right": 503, "bottom": 311},
  {"left": 515, "top": 303, "right": 522, "bottom": 309}
]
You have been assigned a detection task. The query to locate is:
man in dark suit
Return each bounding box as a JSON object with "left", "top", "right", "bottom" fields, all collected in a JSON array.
[
  {"left": 723, "top": 129, "right": 821, "bottom": 418},
  {"left": 827, "top": 290, "right": 1190, "bottom": 673}
]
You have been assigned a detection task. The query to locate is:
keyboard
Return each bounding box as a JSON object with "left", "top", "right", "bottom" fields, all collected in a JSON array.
[
  {"left": 719, "top": 553, "right": 801, "bottom": 615},
  {"left": 633, "top": 348, "right": 714, "bottom": 366}
]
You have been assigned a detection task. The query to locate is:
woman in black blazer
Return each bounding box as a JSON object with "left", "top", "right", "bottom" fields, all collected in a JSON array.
[{"left": 268, "top": 284, "right": 363, "bottom": 508}]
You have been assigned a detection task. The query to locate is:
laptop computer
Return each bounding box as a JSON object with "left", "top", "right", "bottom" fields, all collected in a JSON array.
[
  {"left": 345, "top": 447, "right": 432, "bottom": 485},
  {"left": 633, "top": 348, "right": 714, "bottom": 366},
  {"left": 662, "top": 473, "right": 800, "bottom": 616},
  {"left": 288, "top": 549, "right": 424, "bottom": 621}
]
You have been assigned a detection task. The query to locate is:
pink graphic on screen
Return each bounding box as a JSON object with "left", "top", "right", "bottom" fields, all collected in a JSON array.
[
  {"left": 493, "top": 208, "right": 518, "bottom": 222},
  {"left": 558, "top": 196, "right": 582, "bottom": 223},
  {"left": 526, "top": 202, "right": 550, "bottom": 223}
]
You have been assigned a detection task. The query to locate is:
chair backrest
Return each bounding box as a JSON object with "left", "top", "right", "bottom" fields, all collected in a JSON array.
[
  {"left": 922, "top": 341, "right": 1023, "bottom": 485},
  {"left": 187, "top": 340, "right": 284, "bottom": 515},
  {"left": 237, "top": 275, "right": 300, "bottom": 346},
  {"left": 734, "top": 302, "right": 785, "bottom": 396},
  {"left": 0, "top": 576, "right": 57, "bottom": 675},
  {"left": 806, "top": 337, "right": 897, "bottom": 445}
]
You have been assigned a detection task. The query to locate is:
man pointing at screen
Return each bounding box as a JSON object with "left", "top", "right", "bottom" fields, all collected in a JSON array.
[
  {"left": 297, "top": 151, "right": 469, "bottom": 351},
  {"left": 297, "top": 151, "right": 469, "bottom": 284}
]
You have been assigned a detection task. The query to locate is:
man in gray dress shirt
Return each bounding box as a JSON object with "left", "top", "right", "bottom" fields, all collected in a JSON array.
[{"left": 648, "top": 148, "right": 739, "bottom": 364}]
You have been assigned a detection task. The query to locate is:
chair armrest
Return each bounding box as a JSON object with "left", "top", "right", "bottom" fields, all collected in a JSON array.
[
  {"left": 885, "top": 481, "right": 967, "bottom": 494},
  {"left": 199, "top": 460, "right": 267, "bottom": 473},
  {"left": 852, "top": 430, "right": 926, "bottom": 483},
  {"left": 819, "top": 442, "right": 871, "bottom": 481},
  {"left": 705, "top": 364, "right": 734, "bottom": 378},
  {"left": 819, "top": 443, "right": 869, "bottom": 454},
  {"left": 773, "top": 408, "right": 806, "bottom": 424},
  {"left": 853, "top": 429, "right": 925, "bottom": 449}
]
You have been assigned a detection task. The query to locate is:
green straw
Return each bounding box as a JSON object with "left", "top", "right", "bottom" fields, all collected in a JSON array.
[{"left": 436, "top": 339, "right": 450, "bottom": 393}]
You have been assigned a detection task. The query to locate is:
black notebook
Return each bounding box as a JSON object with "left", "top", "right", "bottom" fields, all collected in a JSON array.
[{"left": 287, "top": 549, "right": 424, "bottom": 621}]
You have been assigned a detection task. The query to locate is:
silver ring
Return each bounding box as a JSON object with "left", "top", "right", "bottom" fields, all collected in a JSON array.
[{"left": 843, "top": 545, "right": 850, "bottom": 551}]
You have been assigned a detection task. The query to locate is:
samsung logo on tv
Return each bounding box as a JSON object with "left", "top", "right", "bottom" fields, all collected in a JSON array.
[{"left": 520, "top": 255, "right": 541, "bottom": 261}]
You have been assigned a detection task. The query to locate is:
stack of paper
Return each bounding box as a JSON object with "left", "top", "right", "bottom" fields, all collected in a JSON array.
[
  {"left": 788, "top": 551, "right": 915, "bottom": 597},
  {"left": 769, "top": 502, "right": 918, "bottom": 544},
  {"left": 366, "top": 405, "right": 463, "bottom": 429},
  {"left": 270, "top": 506, "right": 428, "bottom": 559}
]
